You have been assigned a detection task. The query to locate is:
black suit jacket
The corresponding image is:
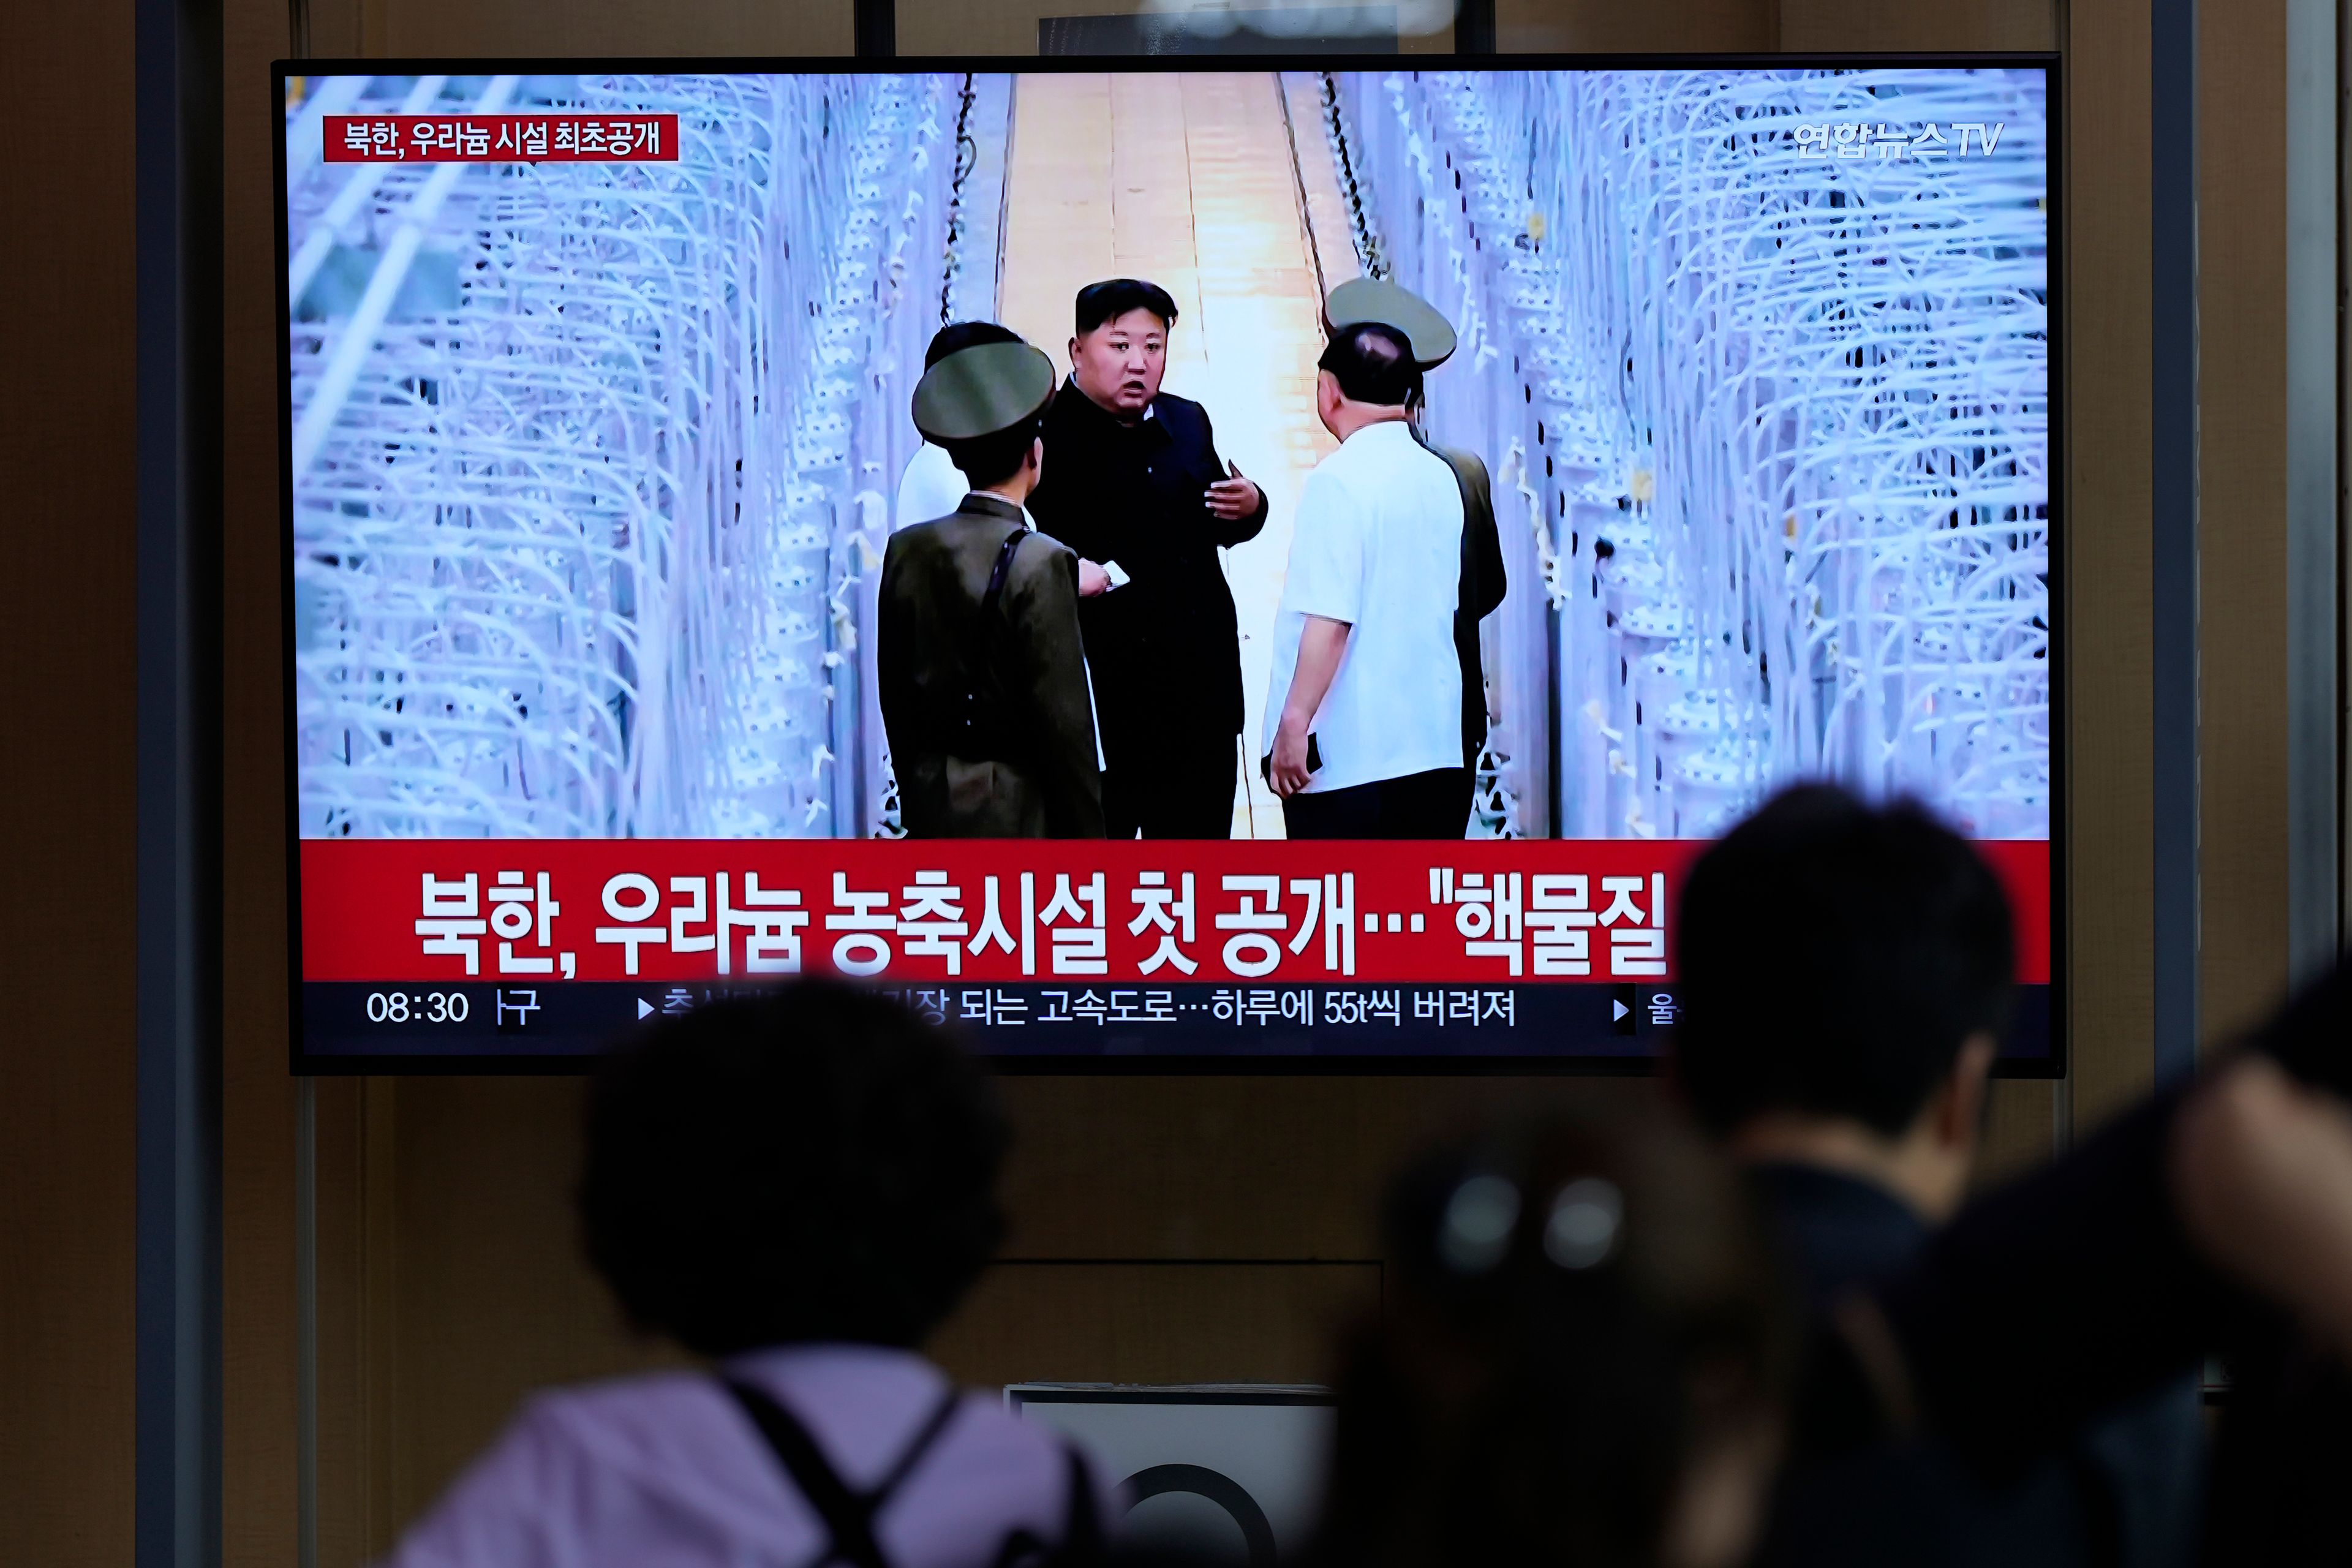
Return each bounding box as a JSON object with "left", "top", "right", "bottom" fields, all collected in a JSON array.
[{"left": 1025, "top": 382, "right": 1268, "bottom": 769}]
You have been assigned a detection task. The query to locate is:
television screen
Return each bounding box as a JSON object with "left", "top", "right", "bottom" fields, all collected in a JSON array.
[{"left": 276, "top": 58, "right": 2056, "bottom": 1069}]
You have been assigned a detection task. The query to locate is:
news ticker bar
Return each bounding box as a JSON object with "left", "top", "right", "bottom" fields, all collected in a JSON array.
[{"left": 298, "top": 981, "right": 2054, "bottom": 1065}]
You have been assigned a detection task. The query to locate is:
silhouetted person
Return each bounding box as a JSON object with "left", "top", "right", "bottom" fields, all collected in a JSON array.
[
  {"left": 1791, "top": 956, "right": 2352, "bottom": 1567},
  {"left": 375, "top": 982, "right": 1110, "bottom": 1568},
  {"left": 1310, "top": 1104, "right": 1792, "bottom": 1568},
  {"left": 1676, "top": 785, "right": 2203, "bottom": 1568}
]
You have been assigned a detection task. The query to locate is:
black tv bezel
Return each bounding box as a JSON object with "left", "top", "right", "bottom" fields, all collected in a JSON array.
[{"left": 271, "top": 52, "right": 2065, "bottom": 1078}]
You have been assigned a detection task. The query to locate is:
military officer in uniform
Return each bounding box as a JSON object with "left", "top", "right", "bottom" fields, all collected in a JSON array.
[
  {"left": 878, "top": 341, "right": 1105, "bottom": 838},
  {"left": 1323, "top": 279, "right": 1507, "bottom": 821}
]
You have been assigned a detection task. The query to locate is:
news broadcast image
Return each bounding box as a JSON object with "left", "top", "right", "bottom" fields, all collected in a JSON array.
[{"left": 281, "top": 65, "right": 2053, "bottom": 1065}]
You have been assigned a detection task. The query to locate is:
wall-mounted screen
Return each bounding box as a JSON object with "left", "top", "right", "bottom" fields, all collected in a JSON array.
[{"left": 276, "top": 58, "right": 2057, "bottom": 1070}]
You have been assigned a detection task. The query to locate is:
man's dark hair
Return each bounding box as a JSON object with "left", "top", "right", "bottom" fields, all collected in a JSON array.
[
  {"left": 578, "top": 980, "right": 1010, "bottom": 1358},
  {"left": 1074, "top": 277, "right": 1178, "bottom": 336},
  {"left": 944, "top": 412, "right": 1045, "bottom": 489},
  {"left": 1673, "top": 785, "right": 2015, "bottom": 1139},
  {"left": 1318, "top": 323, "right": 1422, "bottom": 409},
  {"left": 924, "top": 319, "right": 1023, "bottom": 369}
]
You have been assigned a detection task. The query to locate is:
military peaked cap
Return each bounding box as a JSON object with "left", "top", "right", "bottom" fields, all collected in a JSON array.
[
  {"left": 911, "top": 341, "right": 1057, "bottom": 443},
  {"left": 1323, "top": 277, "right": 1457, "bottom": 371}
]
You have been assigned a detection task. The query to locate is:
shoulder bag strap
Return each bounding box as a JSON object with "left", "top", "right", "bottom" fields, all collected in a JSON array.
[
  {"left": 980, "top": 528, "right": 1028, "bottom": 622},
  {"left": 965, "top": 528, "right": 1031, "bottom": 756}
]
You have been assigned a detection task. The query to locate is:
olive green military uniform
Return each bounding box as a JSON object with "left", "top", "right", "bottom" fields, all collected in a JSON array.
[
  {"left": 1324, "top": 278, "right": 1509, "bottom": 774},
  {"left": 877, "top": 341, "right": 1106, "bottom": 838},
  {"left": 880, "top": 494, "right": 1103, "bottom": 837}
]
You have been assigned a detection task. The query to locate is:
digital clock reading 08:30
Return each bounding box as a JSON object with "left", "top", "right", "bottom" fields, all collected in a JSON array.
[{"left": 364, "top": 991, "right": 472, "bottom": 1024}]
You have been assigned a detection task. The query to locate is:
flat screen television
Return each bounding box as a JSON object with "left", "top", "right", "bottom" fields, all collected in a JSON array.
[{"left": 274, "top": 56, "right": 2059, "bottom": 1071}]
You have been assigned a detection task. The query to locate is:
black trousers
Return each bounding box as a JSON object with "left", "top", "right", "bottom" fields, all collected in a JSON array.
[
  {"left": 1281, "top": 767, "right": 1471, "bottom": 840},
  {"left": 1102, "top": 737, "right": 1240, "bottom": 839}
]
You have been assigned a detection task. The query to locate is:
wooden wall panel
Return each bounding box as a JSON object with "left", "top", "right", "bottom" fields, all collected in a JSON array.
[
  {"left": 1774, "top": 0, "right": 2056, "bottom": 51},
  {"left": 0, "top": 0, "right": 141, "bottom": 1562},
  {"left": 1496, "top": 0, "right": 1770, "bottom": 53},
  {"left": 897, "top": 0, "right": 1455, "bottom": 56},
  {"left": 312, "top": 1078, "right": 374, "bottom": 1567},
  {"left": 995, "top": 1076, "right": 1655, "bottom": 1258},
  {"left": 933, "top": 1262, "right": 1383, "bottom": 1387},
  {"left": 303, "top": 0, "right": 369, "bottom": 61},
  {"left": 2061, "top": 0, "right": 2160, "bottom": 1127},
  {"left": 1494, "top": 0, "right": 2059, "bottom": 57},
  {"left": 1977, "top": 1079, "right": 2059, "bottom": 1186},
  {"left": 2196, "top": 0, "right": 2294, "bottom": 1042},
  {"left": 353, "top": 0, "right": 851, "bottom": 57}
]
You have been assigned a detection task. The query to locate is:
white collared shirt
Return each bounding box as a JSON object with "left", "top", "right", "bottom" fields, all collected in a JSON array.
[
  {"left": 894, "top": 442, "right": 970, "bottom": 533},
  {"left": 1262, "top": 419, "right": 1464, "bottom": 794}
]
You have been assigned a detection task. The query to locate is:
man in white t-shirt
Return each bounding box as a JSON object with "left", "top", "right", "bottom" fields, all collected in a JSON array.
[{"left": 1262, "top": 323, "right": 1469, "bottom": 838}]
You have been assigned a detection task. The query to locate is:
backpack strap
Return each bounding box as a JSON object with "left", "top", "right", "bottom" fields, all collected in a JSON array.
[
  {"left": 986, "top": 1439, "right": 1106, "bottom": 1568},
  {"left": 872, "top": 1387, "right": 968, "bottom": 1502},
  {"left": 722, "top": 1378, "right": 963, "bottom": 1568},
  {"left": 1058, "top": 1441, "right": 1104, "bottom": 1562}
]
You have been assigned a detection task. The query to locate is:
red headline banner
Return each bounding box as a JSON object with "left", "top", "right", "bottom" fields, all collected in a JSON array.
[
  {"left": 301, "top": 839, "right": 2051, "bottom": 989},
  {"left": 322, "top": 114, "right": 680, "bottom": 164}
]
